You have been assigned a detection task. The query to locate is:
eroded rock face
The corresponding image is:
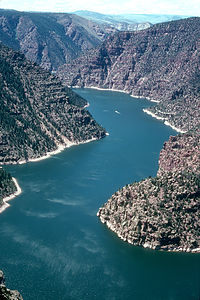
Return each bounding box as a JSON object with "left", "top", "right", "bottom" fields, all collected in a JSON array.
[
  {"left": 60, "top": 17, "right": 200, "bottom": 100},
  {"left": 0, "top": 43, "right": 106, "bottom": 164},
  {"left": 158, "top": 130, "right": 200, "bottom": 175},
  {"left": 0, "top": 9, "right": 116, "bottom": 71},
  {"left": 59, "top": 17, "right": 200, "bottom": 132},
  {"left": 98, "top": 132, "right": 200, "bottom": 252},
  {"left": 0, "top": 270, "right": 23, "bottom": 300}
]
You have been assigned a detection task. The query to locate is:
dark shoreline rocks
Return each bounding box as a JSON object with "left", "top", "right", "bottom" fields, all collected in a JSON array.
[{"left": 0, "top": 270, "right": 23, "bottom": 300}]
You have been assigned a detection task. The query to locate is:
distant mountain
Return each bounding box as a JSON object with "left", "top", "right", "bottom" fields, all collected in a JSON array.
[
  {"left": 113, "top": 13, "right": 190, "bottom": 24},
  {"left": 0, "top": 9, "right": 116, "bottom": 71},
  {"left": 73, "top": 10, "right": 190, "bottom": 30},
  {"left": 74, "top": 10, "right": 151, "bottom": 31},
  {"left": 0, "top": 168, "right": 17, "bottom": 205},
  {"left": 59, "top": 17, "right": 200, "bottom": 132},
  {"left": 0, "top": 42, "right": 105, "bottom": 164},
  {"left": 0, "top": 270, "right": 23, "bottom": 299}
]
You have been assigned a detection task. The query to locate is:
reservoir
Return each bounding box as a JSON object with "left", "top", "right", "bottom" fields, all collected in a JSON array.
[{"left": 1, "top": 89, "right": 200, "bottom": 299}]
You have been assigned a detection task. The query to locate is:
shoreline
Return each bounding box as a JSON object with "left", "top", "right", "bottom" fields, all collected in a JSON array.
[
  {"left": 4, "top": 137, "right": 99, "bottom": 165},
  {"left": 1, "top": 132, "right": 110, "bottom": 166},
  {"left": 0, "top": 136, "right": 104, "bottom": 212},
  {"left": 26, "top": 137, "right": 100, "bottom": 163},
  {"left": 83, "top": 102, "right": 90, "bottom": 108},
  {"left": 131, "top": 94, "right": 160, "bottom": 103},
  {"left": 143, "top": 108, "right": 187, "bottom": 134},
  {"left": 73, "top": 85, "right": 160, "bottom": 103},
  {"left": 74, "top": 85, "right": 187, "bottom": 134},
  {"left": 164, "top": 120, "right": 187, "bottom": 134},
  {"left": 98, "top": 214, "right": 200, "bottom": 253},
  {"left": 0, "top": 178, "right": 22, "bottom": 214}
]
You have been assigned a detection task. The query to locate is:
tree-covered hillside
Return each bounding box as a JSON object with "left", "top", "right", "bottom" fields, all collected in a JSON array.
[
  {"left": 0, "top": 168, "right": 17, "bottom": 206},
  {"left": 0, "top": 43, "right": 106, "bottom": 164}
]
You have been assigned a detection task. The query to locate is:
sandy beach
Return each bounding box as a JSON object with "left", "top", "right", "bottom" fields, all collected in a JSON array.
[
  {"left": 0, "top": 177, "right": 22, "bottom": 214},
  {"left": 164, "top": 121, "right": 187, "bottom": 134}
]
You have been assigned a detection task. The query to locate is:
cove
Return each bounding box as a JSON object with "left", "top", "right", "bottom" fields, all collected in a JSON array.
[{"left": 1, "top": 88, "right": 200, "bottom": 300}]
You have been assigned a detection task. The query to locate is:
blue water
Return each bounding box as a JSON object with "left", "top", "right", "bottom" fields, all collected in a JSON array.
[{"left": 1, "top": 89, "right": 200, "bottom": 300}]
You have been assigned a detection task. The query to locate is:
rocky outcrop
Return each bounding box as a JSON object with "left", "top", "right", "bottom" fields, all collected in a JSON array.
[
  {"left": 0, "top": 42, "right": 106, "bottom": 164},
  {"left": 158, "top": 129, "right": 200, "bottom": 175},
  {"left": 59, "top": 17, "right": 200, "bottom": 132},
  {"left": 0, "top": 270, "right": 23, "bottom": 300},
  {"left": 98, "top": 131, "right": 200, "bottom": 252},
  {"left": 0, "top": 9, "right": 116, "bottom": 71}
]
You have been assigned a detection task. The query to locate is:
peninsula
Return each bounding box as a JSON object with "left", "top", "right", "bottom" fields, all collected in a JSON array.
[{"left": 98, "top": 129, "right": 200, "bottom": 252}]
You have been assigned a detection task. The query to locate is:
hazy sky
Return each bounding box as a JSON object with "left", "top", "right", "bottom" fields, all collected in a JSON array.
[{"left": 0, "top": 0, "right": 199, "bottom": 16}]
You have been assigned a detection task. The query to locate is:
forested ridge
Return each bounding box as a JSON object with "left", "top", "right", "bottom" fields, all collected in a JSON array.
[{"left": 0, "top": 42, "right": 106, "bottom": 164}]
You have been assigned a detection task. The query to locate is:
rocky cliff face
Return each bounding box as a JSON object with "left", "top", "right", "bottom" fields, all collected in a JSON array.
[
  {"left": 0, "top": 9, "right": 116, "bottom": 71},
  {"left": 0, "top": 270, "right": 23, "bottom": 300},
  {"left": 59, "top": 17, "right": 200, "bottom": 132},
  {"left": 158, "top": 129, "right": 200, "bottom": 175},
  {"left": 0, "top": 43, "right": 106, "bottom": 164},
  {"left": 98, "top": 130, "right": 200, "bottom": 252}
]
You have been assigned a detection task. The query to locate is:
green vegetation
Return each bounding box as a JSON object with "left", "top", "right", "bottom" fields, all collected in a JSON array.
[
  {"left": 0, "top": 168, "right": 16, "bottom": 206},
  {"left": 98, "top": 132, "right": 200, "bottom": 252},
  {"left": 0, "top": 42, "right": 106, "bottom": 164}
]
